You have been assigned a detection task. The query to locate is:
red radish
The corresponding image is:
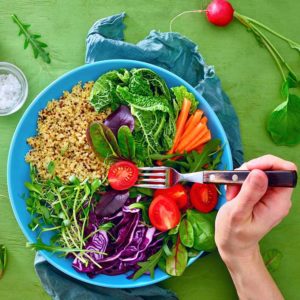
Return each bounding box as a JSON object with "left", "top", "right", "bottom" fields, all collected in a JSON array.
[
  {"left": 169, "top": 0, "right": 235, "bottom": 31},
  {"left": 206, "top": 0, "right": 234, "bottom": 26}
]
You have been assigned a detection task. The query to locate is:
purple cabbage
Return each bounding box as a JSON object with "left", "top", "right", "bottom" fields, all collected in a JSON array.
[
  {"left": 72, "top": 195, "right": 164, "bottom": 278},
  {"left": 95, "top": 190, "right": 129, "bottom": 217},
  {"left": 104, "top": 105, "right": 135, "bottom": 136}
]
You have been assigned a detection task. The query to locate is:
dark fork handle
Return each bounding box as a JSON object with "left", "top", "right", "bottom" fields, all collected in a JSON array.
[{"left": 203, "top": 170, "right": 297, "bottom": 187}]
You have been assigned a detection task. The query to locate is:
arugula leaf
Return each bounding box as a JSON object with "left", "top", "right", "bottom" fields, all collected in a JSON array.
[
  {"left": 262, "top": 249, "right": 283, "bottom": 273},
  {"left": 166, "top": 240, "right": 188, "bottom": 276},
  {"left": 117, "top": 125, "right": 135, "bottom": 160},
  {"left": 12, "top": 14, "right": 50, "bottom": 63},
  {"left": 185, "top": 139, "right": 222, "bottom": 172},
  {"left": 0, "top": 245, "right": 7, "bottom": 279},
  {"left": 132, "top": 248, "right": 163, "bottom": 280}
]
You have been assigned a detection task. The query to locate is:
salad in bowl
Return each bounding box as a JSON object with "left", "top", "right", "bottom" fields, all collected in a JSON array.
[{"left": 8, "top": 60, "right": 232, "bottom": 288}]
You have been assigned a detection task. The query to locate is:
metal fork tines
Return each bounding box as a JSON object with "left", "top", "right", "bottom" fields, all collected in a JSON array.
[{"left": 136, "top": 167, "right": 169, "bottom": 189}]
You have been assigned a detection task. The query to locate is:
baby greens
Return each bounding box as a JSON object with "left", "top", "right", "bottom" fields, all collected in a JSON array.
[{"left": 25, "top": 165, "right": 104, "bottom": 263}]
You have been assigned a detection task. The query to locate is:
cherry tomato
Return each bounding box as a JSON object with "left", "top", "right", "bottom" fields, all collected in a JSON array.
[
  {"left": 154, "top": 184, "right": 188, "bottom": 209},
  {"left": 108, "top": 161, "right": 138, "bottom": 190},
  {"left": 149, "top": 195, "right": 181, "bottom": 232},
  {"left": 190, "top": 183, "right": 218, "bottom": 213}
]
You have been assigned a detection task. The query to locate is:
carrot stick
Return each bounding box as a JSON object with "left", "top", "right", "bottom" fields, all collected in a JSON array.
[
  {"left": 181, "top": 110, "right": 203, "bottom": 141},
  {"left": 200, "top": 116, "right": 208, "bottom": 124},
  {"left": 175, "top": 122, "right": 206, "bottom": 152},
  {"left": 169, "top": 98, "right": 191, "bottom": 153},
  {"left": 184, "top": 114, "right": 194, "bottom": 131},
  {"left": 186, "top": 130, "right": 211, "bottom": 152}
]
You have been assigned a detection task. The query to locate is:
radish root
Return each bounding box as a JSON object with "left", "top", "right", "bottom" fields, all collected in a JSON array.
[{"left": 169, "top": 10, "right": 207, "bottom": 32}]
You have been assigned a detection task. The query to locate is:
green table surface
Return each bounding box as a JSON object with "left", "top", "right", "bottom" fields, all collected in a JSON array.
[{"left": 1, "top": 0, "right": 299, "bottom": 299}]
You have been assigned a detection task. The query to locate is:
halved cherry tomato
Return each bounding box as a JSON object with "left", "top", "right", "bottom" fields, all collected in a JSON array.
[
  {"left": 108, "top": 161, "right": 138, "bottom": 190},
  {"left": 154, "top": 184, "right": 188, "bottom": 209},
  {"left": 149, "top": 195, "right": 181, "bottom": 232},
  {"left": 190, "top": 183, "right": 218, "bottom": 213}
]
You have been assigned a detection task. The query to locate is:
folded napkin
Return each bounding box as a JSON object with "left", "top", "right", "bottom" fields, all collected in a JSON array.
[{"left": 35, "top": 12, "right": 244, "bottom": 300}]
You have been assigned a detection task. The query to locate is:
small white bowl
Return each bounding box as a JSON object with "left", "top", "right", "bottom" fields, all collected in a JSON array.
[{"left": 0, "top": 62, "right": 28, "bottom": 116}]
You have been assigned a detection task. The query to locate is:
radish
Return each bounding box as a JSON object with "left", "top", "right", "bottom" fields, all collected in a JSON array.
[
  {"left": 169, "top": 0, "right": 235, "bottom": 31},
  {"left": 206, "top": 0, "right": 234, "bottom": 26},
  {"left": 169, "top": 1, "right": 300, "bottom": 146}
]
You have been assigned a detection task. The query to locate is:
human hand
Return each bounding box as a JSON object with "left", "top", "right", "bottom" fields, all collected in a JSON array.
[{"left": 215, "top": 155, "right": 297, "bottom": 263}]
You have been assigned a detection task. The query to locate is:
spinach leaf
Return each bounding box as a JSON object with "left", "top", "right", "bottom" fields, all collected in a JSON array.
[
  {"left": 166, "top": 240, "right": 188, "bottom": 276},
  {"left": 187, "top": 209, "right": 216, "bottom": 252},
  {"left": 133, "top": 248, "right": 163, "bottom": 280},
  {"left": 87, "top": 122, "right": 121, "bottom": 160},
  {"left": 117, "top": 125, "right": 135, "bottom": 160},
  {"left": 262, "top": 249, "right": 283, "bottom": 273},
  {"left": 179, "top": 218, "right": 194, "bottom": 248}
]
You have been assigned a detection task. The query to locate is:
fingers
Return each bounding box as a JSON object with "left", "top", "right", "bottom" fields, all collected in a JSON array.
[
  {"left": 235, "top": 169, "right": 268, "bottom": 213},
  {"left": 226, "top": 185, "right": 241, "bottom": 201},
  {"left": 226, "top": 163, "right": 248, "bottom": 201},
  {"left": 245, "top": 155, "right": 297, "bottom": 171}
]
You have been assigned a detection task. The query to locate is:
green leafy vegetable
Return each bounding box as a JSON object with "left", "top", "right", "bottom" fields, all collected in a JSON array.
[
  {"left": 0, "top": 245, "right": 7, "bottom": 279},
  {"left": 89, "top": 68, "right": 176, "bottom": 164},
  {"left": 179, "top": 219, "right": 194, "bottom": 248},
  {"left": 117, "top": 125, "right": 135, "bottom": 159},
  {"left": 171, "top": 86, "right": 198, "bottom": 119},
  {"left": 133, "top": 248, "right": 163, "bottom": 280},
  {"left": 166, "top": 239, "right": 188, "bottom": 276},
  {"left": 90, "top": 69, "right": 130, "bottom": 111},
  {"left": 88, "top": 122, "right": 121, "bottom": 160},
  {"left": 187, "top": 209, "right": 216, "bottom": 252},
  {"left": 267, "top": 77, "right": 300, "bottom": 145},
  {"left": 262, "top": 249, "right": 283, "bottom": 273},
  {"left": 47, "top": 161, "right": 55, "bottom": 176},
  {"left": 12, "top": 14, "right": 50, "bottom": 63},
  {"left": 25, "top": 165, "right": 104, "bottom": 262},
  {"left": 234, "top": 12, "right": 300, "bottom": 146}
]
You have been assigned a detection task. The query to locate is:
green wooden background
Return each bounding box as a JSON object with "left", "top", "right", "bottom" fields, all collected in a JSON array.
[{"left": 0, "top": 0, "right": 299, "bottom": 299}]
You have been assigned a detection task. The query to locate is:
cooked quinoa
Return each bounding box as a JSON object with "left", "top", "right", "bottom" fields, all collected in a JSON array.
[{"left": 26, "top": 82, "right": 110, "bottom": 182}]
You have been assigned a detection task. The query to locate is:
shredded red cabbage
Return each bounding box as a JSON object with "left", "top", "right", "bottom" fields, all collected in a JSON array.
[{"left": 72, "top": 195, "right": 163, "bottom": 277}]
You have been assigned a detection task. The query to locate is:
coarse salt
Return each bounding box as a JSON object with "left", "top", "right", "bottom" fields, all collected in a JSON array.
[{"left": 0, "top": 73, "right": 22, "bottom": 110}]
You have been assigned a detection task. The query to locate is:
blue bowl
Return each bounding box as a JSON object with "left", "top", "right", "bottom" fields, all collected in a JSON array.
[{"left": 7, "top": 59, "right": 232, "bottom": 288}]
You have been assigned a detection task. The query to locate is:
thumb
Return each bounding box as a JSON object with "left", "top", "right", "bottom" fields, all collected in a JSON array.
[{"left": 236, "top": 169, "right": 268, "bottom": 213}]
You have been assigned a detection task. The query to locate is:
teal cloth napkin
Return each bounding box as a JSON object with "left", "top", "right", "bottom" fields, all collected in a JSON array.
[{"left": 34, "top": 12, "right": 244, "bottom": 300}]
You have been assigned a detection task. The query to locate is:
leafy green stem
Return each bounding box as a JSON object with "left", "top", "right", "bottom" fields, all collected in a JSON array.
[
  {"left": 235, "top": 12, "right": 300, "bottom": 50},
  {"left": 234, "top": 12, "right": 297, "bottom": 80},
  {"left": 72, "top": 187, "right": 83, "bottom": 246},
  {"left": 11, "top": 14, "right": 50, "bottom": 63}
]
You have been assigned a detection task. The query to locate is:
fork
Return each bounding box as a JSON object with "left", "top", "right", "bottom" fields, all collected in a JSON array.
[{"left": 135, "top": 167, "right": 298, "bottom": 189}]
